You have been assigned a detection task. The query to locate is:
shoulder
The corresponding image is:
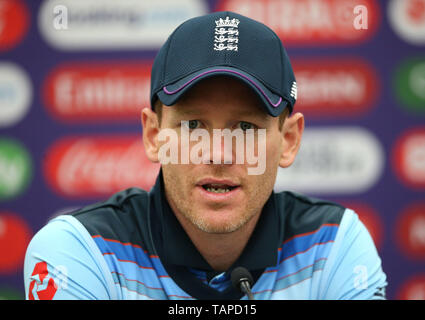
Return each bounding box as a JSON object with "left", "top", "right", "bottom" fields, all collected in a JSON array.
[
  {"left": 275, "top": 191, "right": 345, "bottom": 242},
  {"left": 319, "top": 207, "right": 387, "bottom": 299},
  {"left": 27, "top": 215, "right": 89, "bottom": 250},
  {"left": 24, "top": 215, "right": 116, "bottom": 299},
  {"left": 70, "top": 187, "right": 152, "bottom": 250}
]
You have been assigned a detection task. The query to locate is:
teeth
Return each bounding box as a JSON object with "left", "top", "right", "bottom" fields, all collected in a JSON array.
[{"left": 206, "top": 187, "right": 230, "bottom": 193}]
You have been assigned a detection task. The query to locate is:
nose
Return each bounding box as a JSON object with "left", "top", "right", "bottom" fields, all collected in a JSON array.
[{"left": 208, "top": 129, "right": 240, "bottom": 165}]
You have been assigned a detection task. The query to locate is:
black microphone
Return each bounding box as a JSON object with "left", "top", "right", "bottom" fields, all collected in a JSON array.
[{"left": 231, "top": 266, "right": 255, "bottom": 300}]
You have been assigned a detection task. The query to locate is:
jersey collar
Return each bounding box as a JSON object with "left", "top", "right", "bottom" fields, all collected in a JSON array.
[{"left": 150, "top": 169, "right": 280, "bottom": 272}]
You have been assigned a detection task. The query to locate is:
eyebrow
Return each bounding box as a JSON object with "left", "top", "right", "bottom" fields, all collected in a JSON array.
[
  {"left": 174, "top": 109, "right": 204, "bottom": 117},
  {"left": 229, "top": 107, "right": 271, "bottom": 123},
  {"left": 239, "top": 109, "right": 270, "bottom": 121}
]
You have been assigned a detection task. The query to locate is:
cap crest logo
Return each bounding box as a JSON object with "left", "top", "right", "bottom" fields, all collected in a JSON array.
[
  {"left": 214, "top": 16, "right": 240, "bottom": 51},
  {"left": 215, "top": 17, "right": 240, "bottom": 28}
]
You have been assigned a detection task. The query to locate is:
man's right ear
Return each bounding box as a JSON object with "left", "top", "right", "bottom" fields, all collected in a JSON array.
[{"left": 141, "top": 108, "right": 160, "bottom": 163}]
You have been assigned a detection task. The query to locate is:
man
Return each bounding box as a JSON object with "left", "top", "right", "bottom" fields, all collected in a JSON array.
[{"left": 24, "top": 11, "right": 387, "bottom": 300}]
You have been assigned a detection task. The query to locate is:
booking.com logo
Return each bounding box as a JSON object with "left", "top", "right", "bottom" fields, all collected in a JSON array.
[{"left": 157, "top": 121, "right": 267, "bottom": 175}]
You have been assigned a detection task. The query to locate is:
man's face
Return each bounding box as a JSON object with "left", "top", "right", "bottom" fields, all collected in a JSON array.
[{"left": 157, "top": 77, "right": 286, "bottom": 234}]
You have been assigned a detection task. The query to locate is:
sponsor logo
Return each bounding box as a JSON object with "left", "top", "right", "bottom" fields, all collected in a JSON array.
[
  {"left": 38, "top": 0, "right": 207, "bottom": 50},
  {"left": 43, "top": 62, "right": 151, "bottom": 122},
  {"left": 342, "top": 203, "right": 383, "bottom": 248},
  {"left": 292, "top": 59, "right": 378, "bottom": 117},
  {"left": 393, "top": 128, "right": 425, "bottom": 189},
  {"left": 44, "top": 135, "right": 160, "bottom": 198},
  {"left": 29, "top": 262, "right": 57, "bottom": 300},
  {"left": 0, "top": 0, "right": 29, "bottom": 51},
  {"left": 28, "top": 261, "right": 66, "bottom": 300},
  {"left": 0, "top": 213, "right": 32, "bottom": 273},
  {"left": 216, "top": 0, "right": 380, "bottom": 45},
  {"left": 388, "top": 0, "right": 425, "bottom": 45},
  {"left": 396, "top": 203, "right": 425, "bottom": 260},
  {"left": 353, "top": 265, "right": 368, "bottom": 290},
  {"left": 394, "top": 58, "right": 425, "bottom": 114},
  {"left": 397, "top": 274, "right": 425, "bottom": 300},
  {"left": 274, "top": 127, "right": 385, "bottom": 194},
  {"left": 0, "top": 138, "right": 32, "bottom": 200},
  {"left": 0, "top": 62, "right": 32, "bottom": 128}
]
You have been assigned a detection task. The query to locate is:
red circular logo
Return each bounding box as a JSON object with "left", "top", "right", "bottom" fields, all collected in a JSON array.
[
  {"left": 407, "top": 0, "right": 425, "bottom": 24},
  {"left": 395, "top": 203, "right": 425, "bottom": 260},
  {"left": 0, "top": 213, "right": 32, "bottom": 273},
  {"left": 393, "top": 127, "right": 425, "bottom": 190},
  {"left": 0, "top": 0, "right": 30, "bottom": 51},
  {"left": 397, "top": 274, "right": 425, "bottom": 300},
  {"left": 28, "top": 261, "right": 58, "bottom": 300}
]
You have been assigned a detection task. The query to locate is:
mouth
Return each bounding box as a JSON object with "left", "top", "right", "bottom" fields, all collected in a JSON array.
[
  {"left": 196, "top": 178, "right": 241, "bottom": 196},
  {"left": 201, "top": 184, "right": 238, "bottom": 194}
]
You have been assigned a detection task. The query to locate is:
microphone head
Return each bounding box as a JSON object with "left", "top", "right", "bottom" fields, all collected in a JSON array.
[{"left": 231, "top": 266, "right": 254, "bottom": 290}]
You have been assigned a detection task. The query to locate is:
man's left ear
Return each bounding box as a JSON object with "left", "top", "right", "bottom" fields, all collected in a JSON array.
[{"left": 279, "top": 112, "right": 304, "bottom": 168}]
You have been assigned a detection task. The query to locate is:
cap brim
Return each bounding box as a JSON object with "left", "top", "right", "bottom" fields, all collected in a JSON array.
[{"left": 156, "top": 66, "right": 288, "bottom": 117}]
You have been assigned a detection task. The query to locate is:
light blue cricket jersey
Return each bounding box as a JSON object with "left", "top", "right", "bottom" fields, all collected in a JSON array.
[{"left": 24, "top": 172, "right": 387, "bottom": 300}]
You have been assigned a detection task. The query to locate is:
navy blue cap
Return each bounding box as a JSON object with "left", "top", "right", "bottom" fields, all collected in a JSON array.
[{"left": 150, "top": 11, "right": 297, "bottom": 117}]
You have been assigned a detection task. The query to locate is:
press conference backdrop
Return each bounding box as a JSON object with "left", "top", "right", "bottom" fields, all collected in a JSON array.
[{"left": 0, "top": 0, "right": 424, "bottom": 300}]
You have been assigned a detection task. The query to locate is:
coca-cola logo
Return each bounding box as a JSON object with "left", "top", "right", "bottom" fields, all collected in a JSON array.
[
  {"left": 393, "top": 128, "right": 425, "bottom": 189},
  {"left": 43, "top": 62, "right": 152, "bottom": 122},
  {"left": 44, "top": 136, "right": 160, "bottom": 198},
  {"left": 216, "top": 0, "right": 380, "bottom": 45},
  {"left": 292, "top": 59, "right": 378, "bottom": 117},
  {"left": 395, "top": 203, "right": 425, "bottom": 260}
]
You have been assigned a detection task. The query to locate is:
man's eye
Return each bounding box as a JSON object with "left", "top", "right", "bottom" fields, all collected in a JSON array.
[
  {"left": 183, "top": 120, "right": 200, "bottom": 129},
  {"left": 238, "top": 121, "right": 255, "bottom": 131}
]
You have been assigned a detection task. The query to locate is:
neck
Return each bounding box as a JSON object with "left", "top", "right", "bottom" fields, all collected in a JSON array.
[{"left": 172, "top": 208, "right": 261, "bottom": 272}]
